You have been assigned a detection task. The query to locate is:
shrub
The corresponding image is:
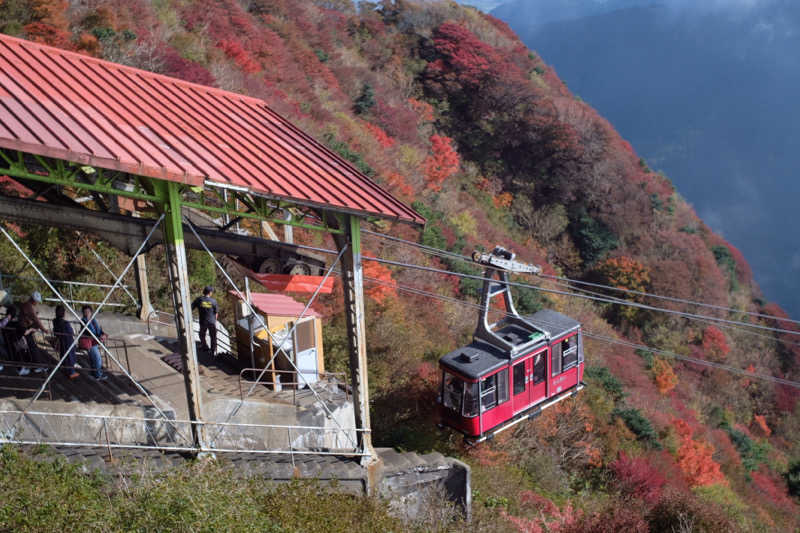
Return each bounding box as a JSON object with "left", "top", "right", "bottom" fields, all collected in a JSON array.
[
  {"left": 569, "top": 210, "right": 618, "bottom": 264},
  {"left": 651, "top": 358, "right": 678, "bottom": 395},
  {"left": 613, "top": 408, "right": 660, "bottom": 448},
  {"left": 610, "top": 451, "right": 665, "bottom": 503},
  {"left": 785, "top": 459, "right": 800, "bottom": 498},
  {"left": 353, "top": 83, "right": 376, "bottom": 115},
  {"left": 585, "top": 366, "right": 626, "bottom": 401},
  {"left": 647, "top": 489, "right": 734, "bottom": 533}
]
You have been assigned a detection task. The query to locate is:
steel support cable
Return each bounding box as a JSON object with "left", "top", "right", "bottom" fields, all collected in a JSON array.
[
  {"left": 290, "top": 251, "right": 800, "bottom": 348},
  {"left": 0, "top": 215, "right": 190, "bottom": 442},
  {"left": 362, "top": 229, "right": 800, "bottom": 328},
  {"left": 183, "top": 219, "right": 359, "bottom": 450},
  {"left": 357, "top": 274, "right": 800, "bottom": 390},
  {"left": 82, "top": 235, "right": 139, "bottom": 307},
  {"left": 541, "top": 275, "right": 800, "bottom": 348},
  {"left": 361, "top": 256, "right": 800, "bottom": 337},
  {"left": 287, "top": 239, "right": 800, "bottom": 337}
]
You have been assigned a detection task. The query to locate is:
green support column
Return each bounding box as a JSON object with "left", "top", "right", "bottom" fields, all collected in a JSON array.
[
  {"left": 156, "top": 181, "right": 207, "bottom": 450},
  {"left": 334, "top": 215, "right": 377, "bottom": 467}
]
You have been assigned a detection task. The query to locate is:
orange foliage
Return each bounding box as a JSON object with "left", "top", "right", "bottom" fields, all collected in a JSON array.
[
  {"left": 751, "top": 414, "right": 771, "bottom": 437},
  {"left": 24, "top": 0, "right": 72, "bottom": 49},
  {"left": 673, "top": 420, "right": 726, "bottom": 487},
  {"left": 422, "top": 134, "right": 459, "bottom": 191},
  {"left": 383, "top": 172, "right": 413, "bottom": 198},
  {"left": 652, "top": 358, "right": 678, "bottom": 395},
  {"left": 362, "top": 253, "right": 396, "bottom": 304},
  {"left": 408, "top": 98, "right": 434, "bottom": 123},
  {"left": 493, "top": 191, "right": 513, "bottom": 209},
  {"left": 364, "top": 122, "right": 395, "bottom": 148},
  {"left": 596, "top": 256, "right": 650, "bottom": 292}
]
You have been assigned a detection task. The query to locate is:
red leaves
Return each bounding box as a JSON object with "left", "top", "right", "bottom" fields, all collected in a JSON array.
[
  {"left": 364, "top": 122, "right": 395, "bottom": 149},
  {"left": 429, "top": 22, "right": 501, "bottom": 87},
  {"left": 217, "top": 40, "right": 260, "bottom": 74},
  {"left": 702, "top": 326, "right": 730, "bottom": 360},
  {"left": 422, "top": 134, "right": 459, "bottom": 191}
]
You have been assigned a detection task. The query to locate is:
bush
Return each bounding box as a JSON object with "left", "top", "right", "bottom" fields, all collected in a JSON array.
[
  {"left": 646, "top": 489, "right": 734, "bottom": 533},
  {"left": 613, "top": 408, "right": 661, "bottom": 448},
  {"left": 585, "top": 366, "right": 626, "bottom": 401},
  {"left": 785, "top": 460, "right": 800, "bottom": 498},
  {"left": 569, "top": 210, "right": 618, "bottom": 264}
]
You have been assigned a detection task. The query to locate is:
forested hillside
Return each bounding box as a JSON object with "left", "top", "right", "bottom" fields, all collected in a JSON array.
[
  {"left": 1, "top": 0, "right": 799, "bottom": 530},
  {"left": 491, "top": 0, "right": 800, "bottom": 320}
]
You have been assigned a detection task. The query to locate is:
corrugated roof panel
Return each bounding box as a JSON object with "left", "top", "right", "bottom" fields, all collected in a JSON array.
[
  {"left": 231, "top": 291, "right": 322, "bottom": 319},
  {"left": 0, "top": 34, "right": 423, "bottom": 224}
]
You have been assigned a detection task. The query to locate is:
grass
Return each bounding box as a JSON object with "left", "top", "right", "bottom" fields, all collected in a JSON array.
[{"left": 0, "top": 445, "right": 460, "bottom": 533}]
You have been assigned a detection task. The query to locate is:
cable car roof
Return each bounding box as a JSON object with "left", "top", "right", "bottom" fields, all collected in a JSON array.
[{"left": 440, "top": 309, "right": 581, "bottom": 380}]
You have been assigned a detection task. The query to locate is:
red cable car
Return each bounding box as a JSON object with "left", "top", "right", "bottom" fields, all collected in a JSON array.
[{"left": 438, "top": 248, "right": 585, "bottom": 442}]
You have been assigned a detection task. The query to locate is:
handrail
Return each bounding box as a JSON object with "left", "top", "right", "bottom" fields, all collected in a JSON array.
[{"left": 238, "top": 367, "right": 349, "bottom": 405}]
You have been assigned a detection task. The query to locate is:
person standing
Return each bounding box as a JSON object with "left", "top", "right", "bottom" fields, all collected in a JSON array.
[
  {"left": 79, "top": 305, "right": 107, "bottom": 380},
  {"left": 192, "top": 286, "right": 218, "bottom": 355},
  {"left": 53, "top": 305, "right": 80, "bottom": 379}
]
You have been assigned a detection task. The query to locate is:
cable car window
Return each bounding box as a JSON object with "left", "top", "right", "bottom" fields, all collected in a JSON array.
[
  {"left": 442, "top": 373, "right": 463, "bottom": 414},
  {"left": 562, "top": 336, "right": 578, "bottom": 370},
  {"left": 497, "top": 369, "right": 509, "bottom": 404},
  {"left": 480, "top": 375, "right": 497, "bottom": 411},
  {"left": 533, "top": 353, "right": 546, "bottom": 384},
  {"left": 513, "top": 361, "right": 526, "bottom": 395},
  {"left": 463, "top": 382, "right": 479, "bottom": 418},
  {"left": 551, "top": 341, "right": 562, "bottom": 376}
]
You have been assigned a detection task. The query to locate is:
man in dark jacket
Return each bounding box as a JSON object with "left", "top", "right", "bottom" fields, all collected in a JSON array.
[{"left": 192, "top": 286, "right": 218, "bottom": 355}]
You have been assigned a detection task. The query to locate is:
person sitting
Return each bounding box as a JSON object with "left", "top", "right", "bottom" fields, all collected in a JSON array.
[
  {"left": 53, "top": 305, "right": 79, "bottom": 379},
  {"left": 8, "top": 310, "right": 36, "bottom": 376},
  {"left": 79, "top": 305, "right": 107, "bottom": 381},
  {"left": 0, "top": 304, "right": 16, "bottom": 371},
  {"left": 19, "top": 292, "right": 48, "bottom": 373}
]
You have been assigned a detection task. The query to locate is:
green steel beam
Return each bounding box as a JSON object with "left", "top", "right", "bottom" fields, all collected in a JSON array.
[
  {"left": 180, "top": 199, "right": 343, "bottom": 234},
  {"left": 0, "top": 149, "right": 343, "bottom": 233},
  {"left": 0, "top": 149, "right": 160, "bottom": 202}
]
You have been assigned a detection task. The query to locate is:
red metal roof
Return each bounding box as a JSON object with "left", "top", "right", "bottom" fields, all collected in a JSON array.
[
  {"left": 0, "top": 34, "right": 423, "bottom": 225},
  {"left": 231, "top": 291, "right": 321, "bottom": 318}
]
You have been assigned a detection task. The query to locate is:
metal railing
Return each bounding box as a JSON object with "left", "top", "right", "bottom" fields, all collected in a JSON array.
[
  {"left": 2, "top": 325, "right": 134, "bottom": 377},
  {"left": 238, "top": 368, "right": 349, "bottom": 405},
  {"left": 146, "top": 309, "right": 176, "bottom": 335},
  {"left": 0, "top": 409, "right": 368, "bottom": 456},
  {"left": 0, "top": 273, "right": 134, "bottom": 309}
]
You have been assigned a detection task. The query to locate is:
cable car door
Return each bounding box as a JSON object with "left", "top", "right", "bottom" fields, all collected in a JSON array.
[
  {"left": 511, "top": 354, "right": 533, "bottom": 413},
  {"left": 531, "top": 349, "right": 547, "bottom": 404}
]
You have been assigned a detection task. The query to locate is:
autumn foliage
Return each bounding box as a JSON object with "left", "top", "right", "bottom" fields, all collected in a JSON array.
[
  {"left": 673, "top": 419, "right": 726, "bottom": 487},
  {"left": 422, "top": 135, "right": 459, "bottom": 191},
  {"left": 652, "top": 358, "right": 678, "bottom": 395},
  {"left": 702, "top": 325, "right": 730, "bottom": 360},
  {"left": 1, "top": 1, "right": 798, "bottom": 529}
]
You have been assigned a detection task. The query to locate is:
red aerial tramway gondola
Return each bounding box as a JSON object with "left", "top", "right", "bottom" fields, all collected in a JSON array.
[{"left": 438, "top": 247, "right": 586, "bottom": 443}]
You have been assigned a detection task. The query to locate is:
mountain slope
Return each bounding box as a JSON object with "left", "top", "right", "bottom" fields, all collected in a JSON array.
[
  {"left": 492, "top": 0, "right": 800, "bottom": 319},
  {"left": 0, "top": 0, "right": 798, "bottom": 529}
]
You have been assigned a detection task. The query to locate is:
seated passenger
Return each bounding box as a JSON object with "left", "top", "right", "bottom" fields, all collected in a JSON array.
[
  {"left": 19, "top": 292, "right": 48, "bottom": 373},
  {"left": 79, "top": 305, "right": 107, "bottom": 381}
]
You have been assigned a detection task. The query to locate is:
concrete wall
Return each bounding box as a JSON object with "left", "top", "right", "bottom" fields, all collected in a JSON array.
[
  {"left": 202, "top": 396, "right": 357, "bottom": 451},
  {"left": 0, "top": 399, "right": 180, "bottom": 447}
]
